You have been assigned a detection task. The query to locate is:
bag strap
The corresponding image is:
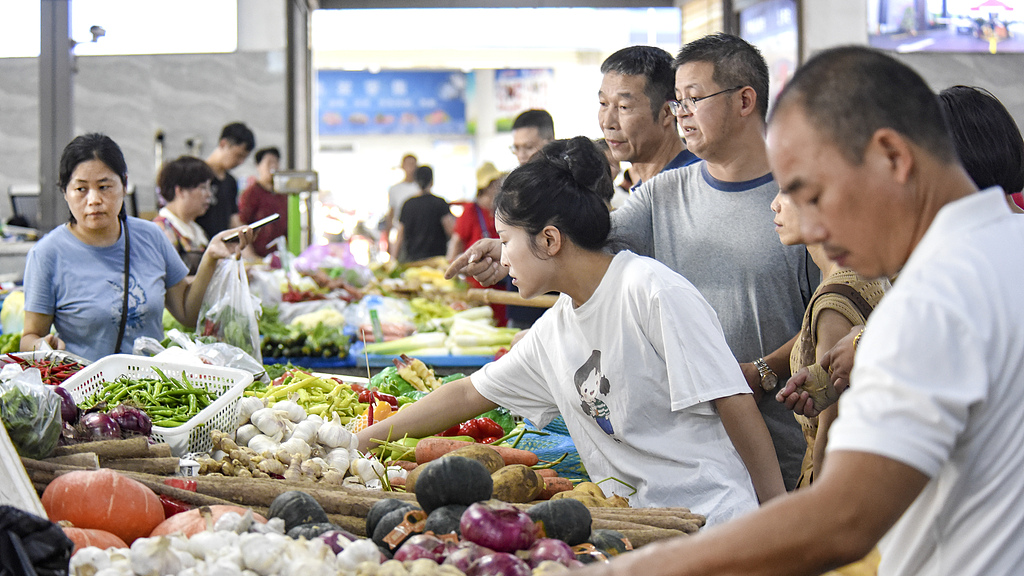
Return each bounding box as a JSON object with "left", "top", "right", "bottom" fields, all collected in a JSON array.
[
  {"left": 114, "top": 214, "right": 131, "bottom": 354},
  {"left": 811, "top": 282, "right": 875, "bottom": 323}
]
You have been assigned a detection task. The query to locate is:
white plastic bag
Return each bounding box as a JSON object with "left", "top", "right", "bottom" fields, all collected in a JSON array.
[{"left": 197, "top": 256, "right": 263, "bottom": 363}]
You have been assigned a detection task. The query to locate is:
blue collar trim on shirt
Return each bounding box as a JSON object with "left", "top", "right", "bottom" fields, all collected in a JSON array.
[
  {"left": 700, "top": 162, "right": 774, "bottom": 192},
  {"left": 630, "top": 150, "right": 702, "bottom": 191}
]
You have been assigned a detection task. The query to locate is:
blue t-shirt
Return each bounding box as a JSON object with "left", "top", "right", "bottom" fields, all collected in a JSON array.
[{"left": 23, "top": 217, "right": 189, "bottom": 361}]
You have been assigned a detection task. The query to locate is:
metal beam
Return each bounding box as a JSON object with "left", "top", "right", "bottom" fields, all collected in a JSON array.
[
  {"left": 39, "top": 0, "right": 74, "bottom": 232},
  {"left": 317, "top": 1, "right": 674, "bottom": 7},
  {"left": 286, "top": 0, "right": 313, "bottom": 170}
]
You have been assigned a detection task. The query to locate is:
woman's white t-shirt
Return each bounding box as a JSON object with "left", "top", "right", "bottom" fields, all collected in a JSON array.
[{"left": 472, "top": 251, "right": 757, "bottom": 524}]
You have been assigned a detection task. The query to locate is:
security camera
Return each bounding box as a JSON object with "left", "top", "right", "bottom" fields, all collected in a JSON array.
[{"left": 89, "top": 26, "right": 106, "bottom": 42}]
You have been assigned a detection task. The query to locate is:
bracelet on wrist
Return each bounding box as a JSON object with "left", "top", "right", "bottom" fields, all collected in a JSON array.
[{"left": 853, "top": 328, "right": 865, "bottom": 350}]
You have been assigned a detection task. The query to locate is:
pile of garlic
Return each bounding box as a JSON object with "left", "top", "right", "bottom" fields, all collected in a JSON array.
[{"left": 196, "top": 396, "right": 405, "bottom": 488}]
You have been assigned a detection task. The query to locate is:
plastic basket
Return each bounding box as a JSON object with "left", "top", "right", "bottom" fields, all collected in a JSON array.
[
  {"left": 60, "top": 354, "right": 253, "bottom": 456},
  {"left": 0, "top": 350, "right": 91, "bottom": 367}
]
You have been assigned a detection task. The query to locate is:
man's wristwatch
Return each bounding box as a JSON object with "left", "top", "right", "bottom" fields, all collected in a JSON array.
[{"left": 753, "top": 357, "right": 778, "bottom": 392}]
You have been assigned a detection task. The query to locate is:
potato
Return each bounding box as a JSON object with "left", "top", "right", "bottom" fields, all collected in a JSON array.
[
  {"left": 603, "top": 494, "right": 631, "bottom": 508},
  {"left": 572, "top": 482, "right": 607, "bottom": 500},
  {"left": 548, "top": 491, "right": 606, "bottom": 508},
  {"left": 441, "top": 444, "right": 505, "bottom": 474},
  {"left": 491, "top": 464, "right": 544, "bottom": 503},
  {"left": 405, "top": 462, "right": 428, "bottom": 493}
]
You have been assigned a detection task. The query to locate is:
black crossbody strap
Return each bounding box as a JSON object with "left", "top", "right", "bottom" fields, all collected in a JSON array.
[{"left": 114, "top": 214, "right": 130, "bottom": 354}]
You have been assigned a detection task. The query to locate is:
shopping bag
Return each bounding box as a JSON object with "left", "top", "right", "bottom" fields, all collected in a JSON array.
[
  {"left": 197, "top": 256, "right": 263, "bottom": 364},
  {"left": 0, "top": 506, "right": 73, "bottom": 576}
]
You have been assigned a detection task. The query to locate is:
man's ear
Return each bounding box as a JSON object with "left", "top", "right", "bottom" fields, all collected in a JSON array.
[
  {"left": 736, "top": 86, "right": 759, "bottom": 118},
  {"left": 540, "top": 225, "right": 562, "bottom": 257},
  {"left": 869, "top": 128, "right": 915, "bottom": 185}
]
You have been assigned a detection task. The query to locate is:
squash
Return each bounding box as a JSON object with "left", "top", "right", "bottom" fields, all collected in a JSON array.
[
  {"left": 41, "top": 468, "right": 164, "bottom": 544},
  {"left": 527, "top": 499, "right": 592, "bottom": 545},
  {"left": 424, "top": 504, "right": 467, "bottom": 537},
  {"left": 61, "top": 525, "right": 128, "bottom": 554},
  {"left": 587, "top": 529, "right": 632, "bottom": 556},
  {"left": 491, "top": 464, "right": 544, "bottom": 503},
  {"left": 149, "top": 505, "right": 267, "bottom": 538},
  {"left": 372, "top": 507, "right": 426, "bottom": 553},
  {"left": 414, "top": 456, "right": 493, "bottom": 514},
  {"left": 268, "top": 490, "right": 329, "bottom": 532},
  {"left": 287, "top": 522, "right": 341, "bottom": 540},
  {"left": 548, "top": 491, "right": 606, "bottom": 508},
  {"left": 366, "top": 498, "right": 417, "bottom": 538}
]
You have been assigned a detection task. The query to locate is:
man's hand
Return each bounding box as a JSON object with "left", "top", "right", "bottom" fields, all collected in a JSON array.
[
  {"left": 820, "top": 324, "right": 862, "bottom": 392},
  {"left": 776, "top": 367, "right": 821, "bottom": 417},
  {"left": 444, "top": 238, "right": 507, "bottom": 286}
]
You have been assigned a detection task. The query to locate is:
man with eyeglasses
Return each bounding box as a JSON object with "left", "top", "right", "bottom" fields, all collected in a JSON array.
[
  {"left": 609, "top": 33, "right": 818, "bottom": 490},
  {"left": 598, "top": 46, "right": 698, "bottom": 189},
  {"left": 510, "top": 109, "right": 555, "bottom": 166}
]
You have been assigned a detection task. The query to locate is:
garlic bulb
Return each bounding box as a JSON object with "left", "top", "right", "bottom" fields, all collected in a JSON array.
[
  {"left": 130, "top": 536, "right": 182, "bottom": 576},
  {"left": 323, "top": 447, "right": 351, "bottom": 472},
  {"left": 239, "top": 533, "right": 289, "bottom": 575},
  {"left": 249, "top": 408, "right": 288, "bottom": 437},
  {"left": 247, "top": 434, "right": 280, "bottom": 456},
  {"left": 277, "top": 437, "right": 311, "bottom": 462},
  {"left": 317, "top": 414, "right": 353, "bottom": 448},
  {"left": 70, "top": 547, "right": 111, "bottom": 576},
  {"left": 272, "top": 400, "right": 306, "bottom": 423},
  {"left": 236, "top": 396, "right": 264, "bottom": 426},
  {"left": 289, "top": 418, "right": 320, "bottom": 445},
  {"left": 234, "top": 424, "right": 260, "bottom": 447},
  {"left": 349, "top": 457, "right": 385, "bottom": 483},
  {"left": 336, "top": 538, "right": 384, "bottom": 571},
  {"left": 188, "top": 530, "right": 237, "bottom": 561}
]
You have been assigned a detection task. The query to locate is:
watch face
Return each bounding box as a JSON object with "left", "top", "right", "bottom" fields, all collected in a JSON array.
[{"left": 761, "top": 373, "right": 778, "bottom": 392}]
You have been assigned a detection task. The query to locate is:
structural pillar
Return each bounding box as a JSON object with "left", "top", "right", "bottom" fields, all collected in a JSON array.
[{"left": 39, "top": 0, "right": 74, "bottom": 232}]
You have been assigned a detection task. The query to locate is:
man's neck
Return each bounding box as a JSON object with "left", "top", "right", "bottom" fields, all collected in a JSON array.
[
  {"left": 630, "top": 136, "right": 685, "bottom": 184},
  {"left": 206, "top": 152, "right": 228, "bottom": 179},
  {"left": 705, "top": 123, "right": 771, "bottom": 182}
]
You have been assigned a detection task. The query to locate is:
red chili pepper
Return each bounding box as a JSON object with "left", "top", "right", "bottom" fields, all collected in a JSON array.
[
  {"left": 475, "top": 417, "right": 505, "bottom": 439},
  {"left": 349, "top": 382, "right": 367, "bottom": 394},
  {"left": 372, "top": 391, "right": 399, "bottom": 410},
  {"left": 159, "top": 495, "right": 193, "bottom": 518},
  {"left": 357, "top": 389, "right": 374, "bottom": 404},
  {"left": 479, "top": 436, "right": 502, "bottom": 444},
  {"left": 439, "top": 424, "right": 463, "bottom": 437},
  {"left": 459, "top": 420, "right": 483, "bottom": 441}
]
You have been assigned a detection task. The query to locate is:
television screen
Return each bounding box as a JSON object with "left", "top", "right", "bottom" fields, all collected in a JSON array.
[{"left": 868, "top": 0, "right": 1024, "bottom": 53}]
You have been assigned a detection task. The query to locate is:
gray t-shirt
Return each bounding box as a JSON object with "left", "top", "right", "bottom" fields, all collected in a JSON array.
[{"left": 610, "top": 161, "right": 819, "bottom": 489}]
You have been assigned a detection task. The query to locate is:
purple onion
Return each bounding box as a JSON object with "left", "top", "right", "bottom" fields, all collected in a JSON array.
[
  {"left": 442, "top": 542, "right": 494, "bottom": 573},
  {"left": 459, "top": 502, "right": 537, "bottom": 553},
  {"left": 317, "top": 530, "right": 358, "bottom": 554},
  {"left": 465, "top": 553, "right": 532, "bottom": 576},
  {"left": 108, "top": 404, "right": 152, "bottom": 436},
  {"left": 52, "top": 386, "right": 79, "bottom": 424},
  {"left": 394, "top": 534, "right": 446, "bottom": 563},
  {"left": 80, "top": 411, "right": 121, "bottom": 440},
  {"left": 527, "top": 538, "right": 576, "bottom": 568}
]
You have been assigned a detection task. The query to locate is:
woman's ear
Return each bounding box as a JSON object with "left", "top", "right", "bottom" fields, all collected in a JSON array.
[{"left": 540, "top": 225, "right": 562, "bottom": 257}]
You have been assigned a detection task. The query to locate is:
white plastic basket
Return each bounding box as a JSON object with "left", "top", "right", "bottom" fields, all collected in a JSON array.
[
  {"left": 60, "top": 354, "right": 253, "bottom": 456},
  {"left": 0, "top": 350, "right": 91, "bottom": 367}
]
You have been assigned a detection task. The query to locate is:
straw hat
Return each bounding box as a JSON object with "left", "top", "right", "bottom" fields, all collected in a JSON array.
[{"left": 476, "top": 162, "right": 503, "bottom": 190}]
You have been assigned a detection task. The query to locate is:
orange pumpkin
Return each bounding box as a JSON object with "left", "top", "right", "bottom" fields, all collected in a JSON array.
[
  {"left": 62, "top": 525, "right": 128, "bottom": 554},
  {"left": 42, "top": 468, "right": 164, "bottom": 544},
  {"left": 149, "top": 505, "right": 267, "bottom": 538}
]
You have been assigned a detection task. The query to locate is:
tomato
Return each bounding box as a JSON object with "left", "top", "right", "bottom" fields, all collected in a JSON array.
[
  {"left": 439, "top": 424, "right": 463, "bottom": 437},
  {"left": 459, "top": 419, "right": 483, "bottom": 440},
  {"left": 475, "top": 417, "right": 505, "bottom": 439}
]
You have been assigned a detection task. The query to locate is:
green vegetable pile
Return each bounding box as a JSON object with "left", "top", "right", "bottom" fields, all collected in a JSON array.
[
  {"left": 259, "top": 306, "right": 350, "bottom": 359},
  {"left": 79, "top": 367, "right": 214, "bottom": 428},
  {"left": 0, "top": 377, "right": 61, "bottom": 459},
  {"left": 0, "top": 332, "right": 21, "bottom": 354}
]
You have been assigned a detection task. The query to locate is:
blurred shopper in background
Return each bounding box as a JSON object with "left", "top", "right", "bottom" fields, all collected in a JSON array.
[
  {"left": 239, "top": 146, "right": 289, "bottom": 257},
  {"left": 196, "top": 122, "right": 254, "bottom": 239},
  {"left": 510, "top": 109, "right": 554, "bottom": 165},
  {"left": 153, "top": 155, "right": 215, "bottom": 276},
  {"left": 598, "top": 45, "right": 698, "bottom": 190},
  {"left": 382, "top": 153, "right": 419, "bottom": 256},
  {"left": 392, "top": 165, "right": 454, "bottom": 263},
  {"left": 595, "top": 139, "right": 628, "bottom": 209},
  {"left": 449, "top": 162, "right": 507, "bottom": 325}
]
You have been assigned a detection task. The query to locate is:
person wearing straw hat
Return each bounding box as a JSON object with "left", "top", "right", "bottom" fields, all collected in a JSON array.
[{"left": 448, "top": 162, "right": 506, "bottom": 325}]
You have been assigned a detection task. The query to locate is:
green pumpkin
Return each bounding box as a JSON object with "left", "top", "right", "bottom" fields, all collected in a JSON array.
[
  {"left": 268, "top": 490, "right": 329, "bottom": 532},
  {"left": 587, "top": 528, "right": 632, "bottom": 556},
  {"left": 414, "top": 456, "right": 493, "bottom": 514},
  {"left": 527, "top": 498, "right": 592, "bottom": 545}
]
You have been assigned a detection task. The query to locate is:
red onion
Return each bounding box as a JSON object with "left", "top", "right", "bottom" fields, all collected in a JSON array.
[
  {"left": 394, "top": 534, "right": 446, "bottom": 563},
  {"left": 317, "top": 530, "right": 358, "bottom": 554},
  {"left": 442, "top": 542, "right": 494, "bottom": 573},
  {"left": 108, "top": 404, "right": 152, "bottom": 436},
  {"left": 80, "top": 411, "right": 121, "bottom": 440},
  {"left": 465, "top": 552, "right": 532, "bottom": 576},
  {"left": 527, "top": 538, "right": 576, "bottom": 568},
  {"left": 52, "top": 386, "right": 79, "bottom": 424},
  {"left": 459, "top": 502, "right": 537, "bottom": 553}
]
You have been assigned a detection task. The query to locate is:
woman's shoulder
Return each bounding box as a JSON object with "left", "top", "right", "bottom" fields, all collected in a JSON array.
[{"left": 128, "top": 216, "right": 169, "bottom": 237}]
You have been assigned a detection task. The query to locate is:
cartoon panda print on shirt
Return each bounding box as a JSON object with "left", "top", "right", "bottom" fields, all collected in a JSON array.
[
  {"left": 575, "top": 350, "right": 615, "bottom": 437},
  {"left": 108, "top": 273, "right": 148, "bottom": 333}
]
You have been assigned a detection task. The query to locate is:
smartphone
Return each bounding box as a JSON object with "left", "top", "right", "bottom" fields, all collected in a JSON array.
[{"left": 223, "top": 213, "right": 280, "bottom": 242}]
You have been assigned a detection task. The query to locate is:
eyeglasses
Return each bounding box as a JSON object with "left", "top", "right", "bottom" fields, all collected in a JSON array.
[{"left": 669, "top": 86, "right": 744, "bottom": 115}]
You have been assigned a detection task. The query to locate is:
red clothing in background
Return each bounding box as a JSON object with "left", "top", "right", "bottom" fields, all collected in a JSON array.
[
  {"left": 239, "top": 182, "right": 289, "bottom": 257},
  {"left": 454, "top": 203, "right": 506, "bottom": 326}
]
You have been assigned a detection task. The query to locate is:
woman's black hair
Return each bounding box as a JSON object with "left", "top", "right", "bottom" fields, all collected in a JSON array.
[
  {"left": 494, "top": 136, "right": 612, "bottom": 252},
  {"left": 157, "top": 155, "right": 216, "bottom": 202},
  {"left": 938, "top": 85, "right": 1024, "bottom": 194},
  {"left": 58, "top": 133, "right": 129, "bottom": 224}
]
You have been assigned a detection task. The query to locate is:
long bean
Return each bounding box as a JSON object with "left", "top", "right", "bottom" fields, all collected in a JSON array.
[{"left": 79, "top": 372, "right": 214, "bottom": 425}]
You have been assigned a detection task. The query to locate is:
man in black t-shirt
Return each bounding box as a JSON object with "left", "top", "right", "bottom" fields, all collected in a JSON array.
[
  {"left": 196, "top": 122, "right": 255, "bottom": 240},
  {"left": 392, "top": 165, "right": 454, "bottom": 263}
]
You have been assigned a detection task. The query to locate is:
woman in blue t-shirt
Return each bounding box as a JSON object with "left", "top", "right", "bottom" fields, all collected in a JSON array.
[{"left": 20, "top": 134, "right": 254, "bottom": 360}]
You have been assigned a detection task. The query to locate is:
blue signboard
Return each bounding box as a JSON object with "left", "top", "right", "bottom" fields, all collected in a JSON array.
[{"left": 317, "top": 70, "right": 467, "bottom": 136}]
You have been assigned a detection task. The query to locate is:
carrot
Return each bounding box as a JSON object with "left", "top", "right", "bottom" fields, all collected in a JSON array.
[
  {"left": 534, "top": 468, "right": 560, "bottom": 478},
  {"left": 391, "top": 460, "right": 418, "bottom": 472},
  {"left": 415, "top": 437, "right": 539, "bottom": 466},
  {"left": 537, "top": 476, "right": 574, "bottom": 500}
]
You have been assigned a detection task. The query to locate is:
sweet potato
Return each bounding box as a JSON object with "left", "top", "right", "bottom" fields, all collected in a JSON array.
[{"left": 537, "top": 476, "right": 574, "bottom": 500}]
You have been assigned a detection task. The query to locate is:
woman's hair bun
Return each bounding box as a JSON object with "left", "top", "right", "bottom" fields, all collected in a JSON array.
[{"left": 562, "top": 136, "right": 606, "bottom": 192}]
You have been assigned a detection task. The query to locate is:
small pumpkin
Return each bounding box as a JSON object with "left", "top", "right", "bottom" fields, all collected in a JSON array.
[
  {"left": 366, "top": 498, "right": 417, "bottom": 538},
  {"left": 587, "top": 529, "right": 632, "bottom": 557},
  {"left": 287, "top": 522, "right": 341, "bottom": 540},
  {"left": 372, "top": 507, "right": 426, "bottom": 553},
  {"left": 61, "top": 525, "right": 128, "bottom": 554},
  {"left": 424, "top": 504, "right": 468, "bottom": 537},
  {"left": 527, "top": 499, "right": 592, "bottom": 545},
  {"left": 42, "top": 468, "right": 163, "bottom": 544},
  {"left": 268, "top": 490, "right": 330, "bottom": 532},
  {"left": 414, "top": 456, "right": 493, "bottom": 514},
  {"left": 149, "top": 505, "right": 267, "bottom": 538}
]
